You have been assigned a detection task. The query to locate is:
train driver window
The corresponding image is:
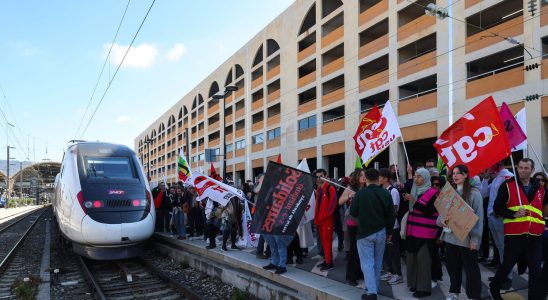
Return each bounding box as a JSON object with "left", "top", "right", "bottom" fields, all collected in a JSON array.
[{"left": 84, "top": 157, "right": 136, "bottom": 179}]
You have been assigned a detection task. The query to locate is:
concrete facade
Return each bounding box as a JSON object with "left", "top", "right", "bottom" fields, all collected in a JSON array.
[{"left": 135, "top": 0, "right": 548, "bottom": 185}]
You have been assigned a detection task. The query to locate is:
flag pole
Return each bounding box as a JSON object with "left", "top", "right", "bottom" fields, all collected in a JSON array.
[
  {"left": 399, "top": 136, "right": 411, "bottom": 166},
  {"left": 509, "top": 155, "right": 523, "bottom": 207},
  {"left": 528, "top": 144, "right": 547, "bottom": 174}
]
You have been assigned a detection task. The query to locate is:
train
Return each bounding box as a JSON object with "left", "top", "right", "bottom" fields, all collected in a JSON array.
[{"left": 53, "top": 141, "right": 155, "bottom": 260}]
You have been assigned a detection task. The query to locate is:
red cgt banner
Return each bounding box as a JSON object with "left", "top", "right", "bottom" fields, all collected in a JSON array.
[
  {"left": 434, "top": 96, "right": 510, "bottom": 177},
  {"left": 353, "top": 104, "right": 381, "bottom": 157}
]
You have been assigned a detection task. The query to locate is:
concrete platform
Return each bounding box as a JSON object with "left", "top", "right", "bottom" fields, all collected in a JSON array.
[
  {"left": 0, "top": 205, "right": 42, "bottom": 224},
  {"left": 154, "top": 233, "right": 383, "bottom": 300}
]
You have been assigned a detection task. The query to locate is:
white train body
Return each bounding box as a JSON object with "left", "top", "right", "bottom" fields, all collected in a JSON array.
[{"left": 53, "top": 142, "right": 155, "bottom": 260}]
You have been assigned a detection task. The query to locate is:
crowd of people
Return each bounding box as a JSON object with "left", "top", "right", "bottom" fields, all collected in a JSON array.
[{"left": 150, "top": 157, "right": 548, "bottom": 300}]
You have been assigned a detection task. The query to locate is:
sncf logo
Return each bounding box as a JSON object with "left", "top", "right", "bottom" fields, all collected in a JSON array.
[{"left": 108, "top": 190, "right": 125, "bottom": 195}]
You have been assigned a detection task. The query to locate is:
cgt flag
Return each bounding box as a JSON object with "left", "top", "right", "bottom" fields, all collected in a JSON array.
[
  {"left": 178, "top": 149, "right": 192, "bottom": 182},
  {"left": 434, "top": 96, "right": 511, "bottom": 177},
  {"left": 359, "top": 101, "right": 402, "bottom": 166},
  {"left": 353, "top": 104, "right": 381, "bottom": 158},
  {"left": 251, "top": 161, "right": 315, "bottom": 236},
  {"left": 186, "top": 173, "right": 243, "bottom": 206}
]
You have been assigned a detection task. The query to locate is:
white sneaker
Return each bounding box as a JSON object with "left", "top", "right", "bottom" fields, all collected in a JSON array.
[
  {"left": 380, "top": 272, "right": 392, "bottom": 281},
  {"left": 387, "top": 274, "right": 403, "bottom": 285},
  {"left": 446, "top": 293, "right": 458, "bottom": 300},
  {"left": 431, "top": 280, "right": 438, "bottom": 288}
]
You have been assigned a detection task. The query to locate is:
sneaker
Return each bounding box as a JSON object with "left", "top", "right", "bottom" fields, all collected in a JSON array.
[
  {"left": 380, "top": 272, "right": 392, "bottom": 281},
  {"left": 221, "top": 246, "right": 228, "bottom": 251},
  {"left": 317, "top": 262, "right": 327, "bottom": 269},
  {"left": 446, "top": 293, "right": 459, "bottom": 300},
  {"left": 387, "top": 274, "right": 403, "bottom": 285},
  {"left": 262, "top": 263, "right": 277, "bottom": 270},
  {"left": 205, "top": 245, "right": 216, "bottom": 250},
  {"left": 230, "top": 245, "right": 241, "bottom": 250},
  {"left": 431, "top": 280, "right": 438, "bottom": 288},
  {"left": 275, "top": 267, "right": 287, "bottom": 274},
  {"left": 319, "top": 263, "right": 334, "bottom": 271}
]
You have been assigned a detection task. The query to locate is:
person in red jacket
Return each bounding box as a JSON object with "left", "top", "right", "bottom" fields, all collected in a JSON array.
[{"left": 314, "top": 169, "right": 338, "bottom": 271}]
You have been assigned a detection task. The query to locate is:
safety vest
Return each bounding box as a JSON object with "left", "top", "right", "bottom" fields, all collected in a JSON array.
[{"left": 503, "top": 181, "right": 545, "bottom": 236}]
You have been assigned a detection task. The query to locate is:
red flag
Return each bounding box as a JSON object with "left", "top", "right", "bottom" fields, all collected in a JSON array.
[
  {"left": 209, "top": 163, "right": 222, "bottom": 181},
  {"left": 276, "top": 154, "right": 282, "bottom": 163},
  {"left": 434, "top": 96, "right": 510, "bottom": 177},
  {"left": 499, "top": 102, "right": 527, "bottom": 150},
  {"left": 353, "top": 104, "right": 381, "bottom": 158}
]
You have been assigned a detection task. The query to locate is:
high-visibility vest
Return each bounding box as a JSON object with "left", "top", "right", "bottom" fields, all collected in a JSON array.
[{"left": 503, "top": 181, "right": 545, "bottom": 236}]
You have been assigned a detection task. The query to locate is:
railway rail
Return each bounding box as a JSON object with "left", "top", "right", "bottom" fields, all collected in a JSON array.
[{"left": 77, "top": 256, "right": 204, "bottom": 300}]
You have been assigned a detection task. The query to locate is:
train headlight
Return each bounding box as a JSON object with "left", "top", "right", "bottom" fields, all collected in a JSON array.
[
  {"left": 84, "top": 201, "right": 93, "bottom": 208},
  {"left": 140, "top": 200, "right": 147, "bottom": 206}
]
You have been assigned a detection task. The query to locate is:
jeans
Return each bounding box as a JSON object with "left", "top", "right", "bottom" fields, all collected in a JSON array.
[
  {"left": 174, "top": 209, "right": 186, "bottom": 237},
  {"left": 357, "top": 229, "right": 386, "bottom": 295},
  {"left": 263, "top": 234, "right": 294, "bottom": 268}
]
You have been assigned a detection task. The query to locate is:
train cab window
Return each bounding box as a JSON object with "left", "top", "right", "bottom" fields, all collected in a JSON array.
[{"left": 84, "top": 157, "right": 136, "bottom": 179}]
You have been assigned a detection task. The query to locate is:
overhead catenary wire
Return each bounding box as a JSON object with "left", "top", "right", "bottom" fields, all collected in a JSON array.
[
  {"left": 74, "top": 0, "right": 132, "bottom": 139},
  {"left": 79, "top": 0, "right": 156, "bottom": 139}
]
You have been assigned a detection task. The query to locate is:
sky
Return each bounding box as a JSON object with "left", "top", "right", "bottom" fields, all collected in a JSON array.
[{"left": 0, "top": 0, "right": 294, "bottom": 163}]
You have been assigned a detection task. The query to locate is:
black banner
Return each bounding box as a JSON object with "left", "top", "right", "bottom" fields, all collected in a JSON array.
[{"left": 251, "top": 161, "right": 315, "bottom": 236}]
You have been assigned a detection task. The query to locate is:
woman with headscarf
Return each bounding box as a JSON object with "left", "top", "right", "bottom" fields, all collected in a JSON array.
[{"left": 403, "top": 168, "right": 440, "bottom": 298}]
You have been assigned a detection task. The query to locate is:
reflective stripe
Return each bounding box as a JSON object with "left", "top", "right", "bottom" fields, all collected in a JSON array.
[
  {"left": 503, "top": 216, "right": 545, "bottom": 225},
  {"left": 507, "top": 204, "right": 543, "bottom": 218}
]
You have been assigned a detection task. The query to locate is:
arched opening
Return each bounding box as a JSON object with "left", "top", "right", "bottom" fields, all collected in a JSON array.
[
  {"left": 235, "top": 64, "right": 244, "bottom": 79},
  {"left": 225, "top": 68, "right": 233, "bottom": 86},
  {"left": 299, "top": 3, "right": 316, "bottom": 35},
  {"left": 267, "top": 39, "right": 280, "bottom": 56},
  {"left": 208, "top": 82, "right": 219, "bottom": 98},
  {"left": 253, "top": 45, "right": 264, "bottom": 67}
]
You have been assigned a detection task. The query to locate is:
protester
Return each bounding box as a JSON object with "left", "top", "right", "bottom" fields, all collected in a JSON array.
[
  {"left": 334, "top": 177, "right": 349, "bottom": 252},
  {"left": 338, "top": 169, "right": 366, "bottom": 286},
  {"left": 350, "top": 168, "right": 395, "bottom": 300},
  {"left": 478, "top": 169, "right": 493, "bottom": 263},
  {"left": 221, "top": 197, "right": 243, "bottom": 251},
  {"left": 154, "top": 182, "right": 168, "bottom": 232},
  {"left": 262, "top": 233, "right": 295, "bottom": 274},
  {"left": 205, "top": 199, "right": 222, "bottom": 250},
  {"left": 286, "top": 233, "right": 303, "bottom": 264},
  {"left": 480, "top": 161, "right": 513, "bottom": 286},
  {"left": 403, "top": 168, "right": 439, "bottom": 298},
  {"left": 172, "top": 187, "right": 186, "bottom": 240},
  {"left": 489, "top": 158, "right": 548, "bottom": 300},
  {"left": 185, "top": 186, "right": 203, "bottom": 238},
  {"left": 379, "top": 168, "right": 402, "bottom": 285},
  {"left": 537, "top": 172, "right": 548, "bottom": 298},
  {"left": 429, "top": 176, "right": 444, "bottom": 285},
  {"left": 425, "top": 159, "right": 436, "bottom": 170},
  {"left": 314, "top": 169, "right": 338, "bottom": 271},
  {"left": 438, "top": 165, "right": 483, "bottom": 300},
  {"left": 253, "top": 174, "right": 272, "bottom": 259}
]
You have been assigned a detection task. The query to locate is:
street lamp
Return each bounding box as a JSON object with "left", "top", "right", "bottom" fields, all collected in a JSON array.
[
  {"left": 212, "top": 85, "right": 238, "bottom": 181},
  {"left": 144, "top": 138, "right": 154, "bottom": 180}
]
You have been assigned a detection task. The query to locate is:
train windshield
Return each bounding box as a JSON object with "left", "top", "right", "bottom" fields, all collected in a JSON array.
[{"left": 84, "top": 157, "right": 136, "bottom": 179}]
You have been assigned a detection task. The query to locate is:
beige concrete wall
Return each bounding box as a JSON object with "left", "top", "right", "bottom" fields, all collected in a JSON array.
[{"left": 136, "top": 0, "right": 548, "bottom": 183}]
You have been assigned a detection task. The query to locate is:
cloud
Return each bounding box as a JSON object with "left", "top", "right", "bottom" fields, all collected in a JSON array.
[
  {"left": 105, "top": 43, "right": 158, "bottom": 68},
  {"left": 166, "top": 43, "right": 187, "bottom": 61},
  {"left": 116, "top": 115, "right": 131, "bottom": 123}
]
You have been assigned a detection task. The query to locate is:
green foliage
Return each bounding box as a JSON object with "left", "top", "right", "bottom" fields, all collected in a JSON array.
[
  {"left": 11, "top": 276, "right": 41, "bottom": 300},
  {"left": 231, "top": 287, "right": 251, "bottom": 300}
]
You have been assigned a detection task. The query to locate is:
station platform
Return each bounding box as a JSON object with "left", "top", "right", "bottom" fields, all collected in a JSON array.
[
  {"left": 0, "top": 205, "right": 42, "bottom": 224},
  {"left": 155, "top": 232, "right": 532, "bottom": 299}
]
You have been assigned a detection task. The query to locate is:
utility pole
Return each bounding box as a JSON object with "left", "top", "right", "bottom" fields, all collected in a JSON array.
[
  {"left": 6, "top": 146, "right": 15, "bottom": 202},
  {"left": 19, "top": 161, "right": 22, "bottom": 201}
]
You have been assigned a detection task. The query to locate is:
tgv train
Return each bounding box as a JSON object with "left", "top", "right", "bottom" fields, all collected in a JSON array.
[{"left": 53, "top": 141, "right": 154, "bottom": 260}]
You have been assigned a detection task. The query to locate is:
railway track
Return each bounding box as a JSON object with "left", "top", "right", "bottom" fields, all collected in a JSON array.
[
  {"left": 0, "top": 207, "right": 48, "bottom": 299},
  {"left": 77, "top": 256, "right": 204, "bottom": 300}
]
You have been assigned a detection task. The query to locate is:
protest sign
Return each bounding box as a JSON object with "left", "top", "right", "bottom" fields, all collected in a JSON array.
[
  {"left": 434, "top": 182, "right": 479, "bottom": 242},
  {"left": 251, "top": 161, "right": 315, "bottom": 236}
]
